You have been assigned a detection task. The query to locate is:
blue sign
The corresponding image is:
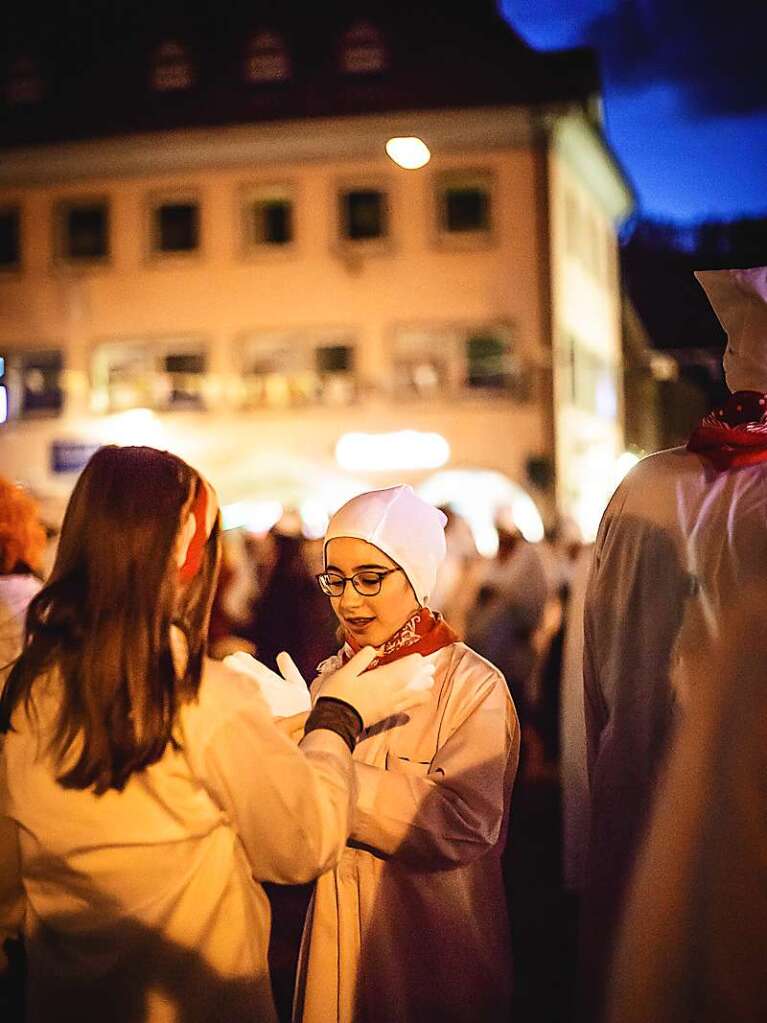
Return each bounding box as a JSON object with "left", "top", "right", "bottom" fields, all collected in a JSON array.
[{"left": 51, "top": 441, "right": 101, "bottom": 474}]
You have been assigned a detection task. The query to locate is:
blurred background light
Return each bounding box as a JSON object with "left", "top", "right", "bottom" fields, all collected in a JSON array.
[
  {"left": 221, "top": 499, "right": 283, "bottom": 533},
  {"left": 419, "top": 468, "right": 545, "bottom": 555},
  {"left": 385, "top": 136, "right": 431, "bottom": 170},
  {"left": 335, "top": 430, "right": 450, "bottom": 472}
]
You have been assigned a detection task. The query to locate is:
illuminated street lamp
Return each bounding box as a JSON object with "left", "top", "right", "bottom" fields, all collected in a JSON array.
[{"left": 385, "top": 137, "right": 431, "bottom": 170}]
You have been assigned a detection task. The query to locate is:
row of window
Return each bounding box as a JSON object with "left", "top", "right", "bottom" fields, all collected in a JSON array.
[
  {"left": 0, "top": 325, "right": 529, "bottom": 421},
  {"left": 5, "top": 22, "right": 389, "bottom": 107},
  {"left": 0, "top": 171, "right": 494, "bottom": 270}
]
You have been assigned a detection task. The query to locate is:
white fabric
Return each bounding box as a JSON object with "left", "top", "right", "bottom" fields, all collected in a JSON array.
[
  {"left": 580, "top": 444, "right": 767, "bottom": 1019},
  {"left": 0, "top": 658, "right": 355, "bottom": 1022},
  {"left": 295, "top": 643, "right": 519, "bottom": 1023},
  {"left": 0, "top": 574, "right": 41, "bottom": 687},
  {"left": 695, "top": 266, "right": 767, "bottom": 393},
  {"left": 324, "top": 486, "right": 447, "bottom": 605},
  {"left": 224, "top": 651, "right": 311, "bottom": 717},
  {"left": 559, "top": 544, "right": 592, "bottom": 893}
]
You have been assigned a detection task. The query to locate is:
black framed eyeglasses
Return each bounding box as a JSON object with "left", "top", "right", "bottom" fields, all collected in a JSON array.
[{"left": 316, "top": 568, "right": 402, "bottom": 597}]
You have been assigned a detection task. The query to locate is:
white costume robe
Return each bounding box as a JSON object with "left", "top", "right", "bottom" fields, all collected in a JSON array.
[
  {"left": 0, "top": 659, "right": 356, "bottom": 1023},
  {"left": 295, "top": 642, "right": 519, "bottom": 1023},
  {"left": 581, "top": 444, "right": 767, "bottom": 1018}
]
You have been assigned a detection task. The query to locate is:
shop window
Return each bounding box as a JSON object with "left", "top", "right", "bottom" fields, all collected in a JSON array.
[
  {"left": 5, "top": 56, "right": 43, "bottom": 105},
  {"left": 0, "top": 208, "right": 20, "bottom": 270},
  {"left": 391, "top": 328, "right": 453, "bottom": 399},
  {"left": 1, "top": 349, "right": 64, "bottom": 419},
  {"left": 56, "top": 199, "right": 110, "bottom": 263},
  {"left": 465, "top": 332, "right": 524, "bottom": 392},
  {"left": 391, "top": 323, "right": 528, "bottom": 401},
  {"left": 241, "top": 332, "right": 356, "bottom": 408},
  {"left": 151, "top": 40, "right": 194, "bottom": 92},
  {"left": 339, "top": 188, "right": 387, "bottom": 242},
  {"left": 91, "top": 340, "right": 207, "bottom": 413},
  {"left": 242, "top": 185, "right": 294, "bottom": 251},
  {"left": 151, "top": 199, "right": 200, "bottom": 254},
  {"left": 244, "top": 31, "right": 291, "bottom": 83},
  {"left": 437, "top": 171, "right": 493, "bottom": 239},
  {"left": 340, "top": 21, "right": 387, "bottom": 74}
]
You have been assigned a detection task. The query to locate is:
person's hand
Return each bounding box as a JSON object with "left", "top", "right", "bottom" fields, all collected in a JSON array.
[
  {"left": 316, "top": 648, "right": 435, "bottom": 728},
  {"left": 224, "top": 651, "right": 311, "bottom": 717}
]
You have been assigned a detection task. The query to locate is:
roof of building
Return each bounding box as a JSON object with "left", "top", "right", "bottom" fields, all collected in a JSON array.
[{"left": 0, "top": 0, "right": 600, "bottom": 149}]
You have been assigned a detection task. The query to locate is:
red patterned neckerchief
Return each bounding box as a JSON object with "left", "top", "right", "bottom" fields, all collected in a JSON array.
[
  {"left": 687, "top": 390, "right": 767, "bottom": 471},
  {"left": 340, "top": 607, "right": 459, "bottom": 670}
]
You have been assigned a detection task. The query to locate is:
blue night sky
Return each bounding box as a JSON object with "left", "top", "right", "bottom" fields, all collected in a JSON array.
[{"left": 501, "top": 0, "right": 767, "bottom": 224}]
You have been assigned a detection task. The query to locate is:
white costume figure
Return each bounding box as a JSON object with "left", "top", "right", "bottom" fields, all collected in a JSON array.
[
  {"left": 295, "top": 486, "right": 520, "bottom": 1023},
  {"left": 580, "top": 266, "right": 767, "bottom": 1020}
]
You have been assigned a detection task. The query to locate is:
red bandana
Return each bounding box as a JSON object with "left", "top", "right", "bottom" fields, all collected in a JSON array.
[
  {"left": 341, "top": 607, "right": 459, "bottom": 670},
  {"left": 179, "top": 482, "right": 210, "bottom": 583},
  {"left": 687, "top": 390, "right": 767, "bottom": 471}
]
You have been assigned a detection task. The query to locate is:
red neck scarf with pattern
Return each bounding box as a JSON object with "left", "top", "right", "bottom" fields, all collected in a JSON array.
[
  {"left": 341, "top": 607, "right": 459, "bottom": 670},
  {"left": 688, "top": 390, "right": 767, "bottom": 471}
]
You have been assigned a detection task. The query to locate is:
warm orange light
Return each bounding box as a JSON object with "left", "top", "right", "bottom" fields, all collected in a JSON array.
[{"left": 385, "top": 137, "right": 431, "bottom": 170}]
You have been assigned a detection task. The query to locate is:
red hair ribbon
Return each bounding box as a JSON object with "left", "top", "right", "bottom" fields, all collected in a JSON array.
[{"left": 179, "top": 481, "right": 211, "bottom": 583}]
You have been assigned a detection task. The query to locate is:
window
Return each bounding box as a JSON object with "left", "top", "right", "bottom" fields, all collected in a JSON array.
[
  {"left": 5, "top": 56, "right": 43, "bottom": 105},
  {"left": 242, "top": 184, "right": 294, "bottom": 251},
  {"left": 151, "top": 198, "right": 200, "bottom": 255},
  {"left": 339, "top": 188, "right": 388, "bottom": 242},
  {"left": 151, "top": 41, "right": 194, "bottom": 92},
  {"left": 567, "top": 333, "right": 617, "bottom": 419},
  {"left": 437, "top": 171, "right": 493, "bottom": 239},
  {"left": 391, "top": 328, "right": 454, "bottom": 398},
  {"left": 55, "top": 199, "right": 110, "bottom": 263},
  {"left": 244, "top": 31, "right": 290, "bottom": 83},
  {"left": 391, "top": 323, "right": 529, "bottom": 401},
  {"left": 340, "top": 21, "right": 387, "bottom": 74},
  {"left": 0, "top": 208, "right": 20, "bottom": 270},
  {"left": 91, "top": 339, "right": 207, "bottom": 413},
  {"left": 240, "top": 331, "right": 356, "bottom": 408},
  {"left": 1, "top": 350, "right": 64, "bottom": 419}
]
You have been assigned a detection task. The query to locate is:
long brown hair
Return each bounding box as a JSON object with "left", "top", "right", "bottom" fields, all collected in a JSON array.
[{"left": 0, "top": 446, "right": 221, "bottom": 793}]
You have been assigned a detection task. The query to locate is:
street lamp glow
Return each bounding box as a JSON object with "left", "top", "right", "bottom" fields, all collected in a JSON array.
[{"left": 385, "top": 137, "right": 431, "bottom": 170}]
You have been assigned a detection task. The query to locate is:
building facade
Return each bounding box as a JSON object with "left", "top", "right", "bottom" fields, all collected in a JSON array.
[{"left": 0, "top": 2, "right": 633, "bottom": 540}]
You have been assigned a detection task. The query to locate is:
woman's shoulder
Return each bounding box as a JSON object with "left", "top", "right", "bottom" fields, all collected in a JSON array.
[{"left": 437, "top": 641, "right": 509, "bottom": 691}]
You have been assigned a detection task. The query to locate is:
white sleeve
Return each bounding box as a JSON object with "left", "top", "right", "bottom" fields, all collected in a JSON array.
[
  {"left": 351, "top": 671, "right": 519, "bottom": 867},
  {"left": 190, "top": 677, "right": 356, "bottom": 885}
]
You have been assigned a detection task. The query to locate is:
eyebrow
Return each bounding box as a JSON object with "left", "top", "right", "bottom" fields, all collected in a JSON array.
[{"left": 325, "top": 563, "right": 391, "bottom": 572}]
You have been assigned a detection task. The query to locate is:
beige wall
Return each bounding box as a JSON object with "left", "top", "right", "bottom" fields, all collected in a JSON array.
[{"left": 0, "top": 137, "right": 550, "bottom": 510}]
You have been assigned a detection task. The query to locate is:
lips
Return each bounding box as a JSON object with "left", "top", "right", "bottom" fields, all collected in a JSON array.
[{"left": 344, "top": 617, "right": 375, "bottom": 630}]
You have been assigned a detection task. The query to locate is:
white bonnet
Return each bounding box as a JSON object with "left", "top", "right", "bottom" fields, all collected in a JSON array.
[
  {"left": 324, "top": 485, "right": 447, "bottom": 605},
  {"left": 695, "top": 266, "right": 767, "bottom": 393}
]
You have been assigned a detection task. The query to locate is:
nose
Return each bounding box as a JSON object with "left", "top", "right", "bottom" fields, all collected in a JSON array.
[{"left": 338, "top": 579, "right": 365, "bottom": 612}]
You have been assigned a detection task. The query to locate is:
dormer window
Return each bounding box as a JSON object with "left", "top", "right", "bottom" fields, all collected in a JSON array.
[
  {"left": 5, "top": 56, "right": 43, "bottom": 105},
  {"left": 340, "top": 21, "right": 387, "bottom": 75},
  {"left": 151, "top": 41, "right": 194, "bottom": 92},
  {"left": 245, "top": 31, "right": 291, "bottom": 83}
]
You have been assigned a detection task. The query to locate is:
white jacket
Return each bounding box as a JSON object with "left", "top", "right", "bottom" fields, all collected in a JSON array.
[
  {"left": 581, "top": 445, "right": 767, "bottom": 1017},
  {"left": 1, "top": 658, "right": 355, "bottom": 1023}
]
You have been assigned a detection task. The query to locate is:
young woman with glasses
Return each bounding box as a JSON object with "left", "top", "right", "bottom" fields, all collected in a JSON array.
[
  {"left": 295, "top": 485, "right": 520, "bottom": 1023},
  {"left": 0, "top": 447, "right": 433, "bottom": 1023}
]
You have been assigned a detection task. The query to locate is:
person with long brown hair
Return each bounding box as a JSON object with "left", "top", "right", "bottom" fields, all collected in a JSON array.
[{"left": 0, "top": 446, "right": 433, "bottom": 1022}]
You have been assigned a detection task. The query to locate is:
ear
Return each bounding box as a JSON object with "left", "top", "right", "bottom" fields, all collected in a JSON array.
[{"left": 176, "top": 510, "right": 198, "bottom": 568}]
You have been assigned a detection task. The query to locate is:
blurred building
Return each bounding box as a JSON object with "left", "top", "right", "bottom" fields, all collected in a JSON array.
[{"left": 0, "top": 1, "right": 633, "bottom": 538}]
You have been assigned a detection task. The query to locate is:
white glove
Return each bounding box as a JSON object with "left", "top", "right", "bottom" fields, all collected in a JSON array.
[
  {"left": 316, "top": 649, "right": 436, "bottom": 728},
  {"left": 224, "top": 651, "right": 311, "bottom": 717}
]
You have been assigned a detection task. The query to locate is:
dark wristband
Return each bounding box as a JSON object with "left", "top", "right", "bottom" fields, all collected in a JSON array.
[{"left": 304, "top": 697, "right": 364, "bottom": 753}]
